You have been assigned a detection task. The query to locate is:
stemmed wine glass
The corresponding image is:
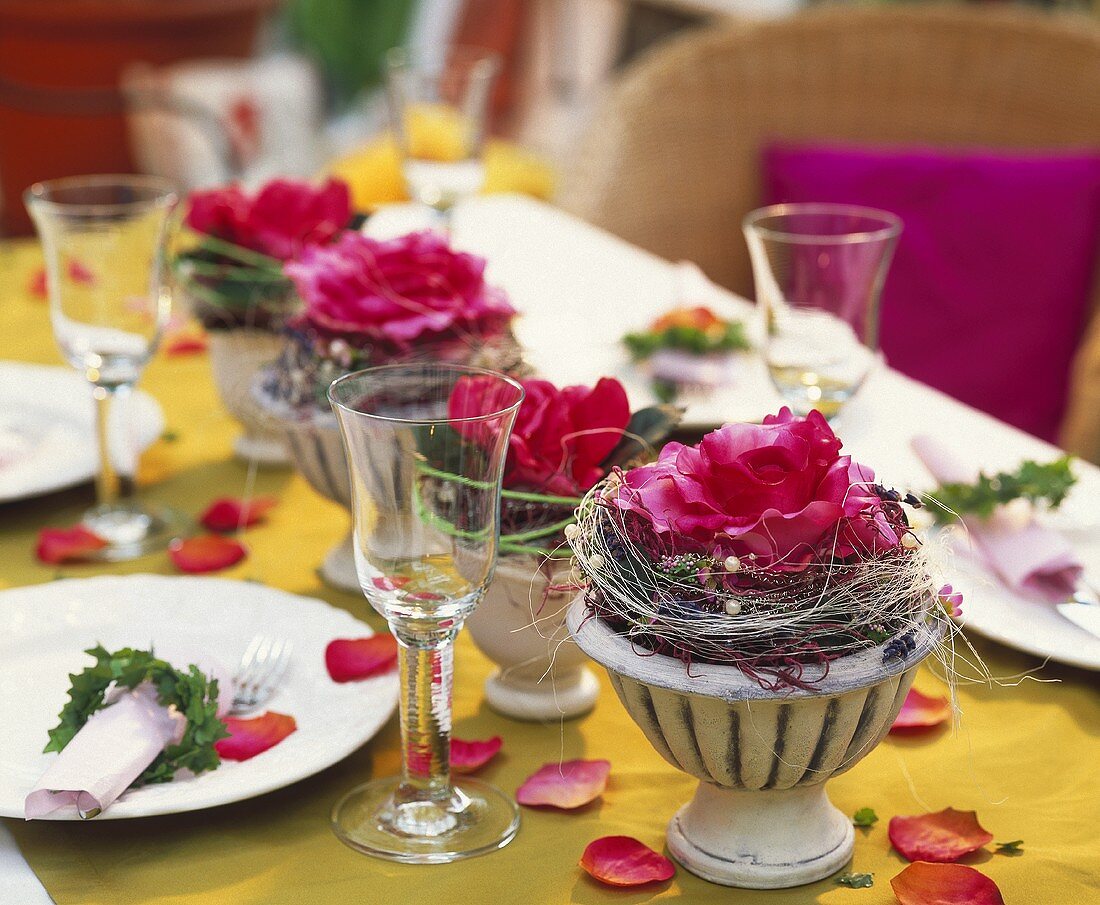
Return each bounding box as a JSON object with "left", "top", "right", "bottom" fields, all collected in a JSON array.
[
  {"left": 744, "top": 203, "right": 902, "bottom": 420},
  {"left": 25, "top": 175, "right": 182, "bottom": 559},
  {"left": 328, "top": 363, "right": 524, "bottom": 863},
  {"left": 384, "top": 47, "right": 500, "bottom": 227}
]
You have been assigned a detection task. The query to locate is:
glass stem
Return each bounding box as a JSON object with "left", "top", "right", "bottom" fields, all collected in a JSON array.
[
  {"left": 393, "top": 623, "right": 457, "bottom": 804},
  {"left": 92, "top": 383, "right": 136, "bottom": 507}
]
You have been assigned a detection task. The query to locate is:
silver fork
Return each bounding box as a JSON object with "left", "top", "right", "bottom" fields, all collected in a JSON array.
[{"left": 230, "top": 635, "right": 293, "bottom": 714}]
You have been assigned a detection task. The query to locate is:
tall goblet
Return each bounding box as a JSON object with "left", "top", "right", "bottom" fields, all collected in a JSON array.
[
  {"left": 384, "top": 47, "right": 500, "bottom": 223},
  {"left": 25, "top": 175, "right": 181, "bottom": 559},
  {"left": 744, "top": 203, "right": 902, "bottom": 419},
  {"left": 328, "top": 364, "right": 524, "bottom": 863}
]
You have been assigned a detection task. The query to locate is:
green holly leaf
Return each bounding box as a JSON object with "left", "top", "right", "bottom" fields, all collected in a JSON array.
[
  {"left": 852, "top": 807, "right": 879, "bottom": 828},
  {"left": 996, "top": 839, "right": 1024, "bottom": 855},
  {"left": 925, "top": 457, "right": 1075, "bottom": 525},
  {"left": 836, "top": 872, "right": 874, "bottom": 888}
]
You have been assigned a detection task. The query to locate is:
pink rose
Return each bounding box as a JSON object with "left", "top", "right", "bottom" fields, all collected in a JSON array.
[
  {"left": 612, "top": 408, "right": 899, "bottom": 569},
  {"left": 450, "top": 376, "right": 631, "bottom": 495},
  {"left": 184, "top": 178, "right": 351, "bottom": 261},
  {"left": 286, "top": 231, "right": 517, "bottom": 353}
]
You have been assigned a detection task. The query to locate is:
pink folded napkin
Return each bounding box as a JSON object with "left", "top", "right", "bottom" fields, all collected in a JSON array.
[
  {"left": 912, "top": 435, "right": 1083, "bottom": 602},
  {"left": 25, "top": 651, "right": 232, "bottom": 820}
]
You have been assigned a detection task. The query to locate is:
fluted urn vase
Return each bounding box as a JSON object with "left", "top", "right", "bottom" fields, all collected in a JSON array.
[
  {"left": 567, "top": 598, "right": 941, "bottom": 889},
  {"left": 209, "top": 330, "right": 290, "bottom": 465}
]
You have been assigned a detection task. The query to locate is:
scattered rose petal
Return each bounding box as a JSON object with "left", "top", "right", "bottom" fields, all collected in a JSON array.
[
  {"left": 325, "top": 635, "right": 399, "bottom": 683},
  {"left": 891, "top": 688, "right": 952, "bottom": 734},
  {"left": 28, "top": 268, "right": 47, "bottom": 298},
  {"left": 938, "top": 584, "right": 964, "bottom": 618},
  {"left": 372, "top": 575, "right": 410, "bottom": 591},
  {"left": 215, "top": 711, "right": 297, "bottom": 761},
  {"left": 200, "top": 496, "right": 278, "bottom": 533},
  {"left": 165, "top": 331, "right": 209, "bottom": 356},
  {"left": 169, "top": 535, "right": 247, "bottom": 573},
  {"left": 891, "top": 862, "right": 1005, "bottom": 905},
  {"left": 407, "top": 591, "right": 444, "bottom": 601},
  {"left": 36, "top": 526, "right": 107, "bottom": 564},
  {"left": 67, "top": 259, "right": 96, "bottom": 285},
  {"left": 451, "top": 736, "right": 502, "bottom": 774},
  {"left": 517, "top": 759, "right": 611, "bottom": 810},
  {"left": 580, "top": 836, "right": 675, "bottom": 887},
  {"left": 889, "top": 808, "right": 994, "bottom": 863}
]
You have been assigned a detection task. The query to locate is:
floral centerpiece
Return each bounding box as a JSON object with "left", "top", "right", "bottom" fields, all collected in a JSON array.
[
  {"left": 447, "top": 374, "right": 680, "bottom": 720},
  {"left": 254, "top": 229, "right": 524, "bottom": 591},
  {"left": 565, "top": 409, "right": 952, "bottom": 888},
  {"left": 174, "top": 178, "right": 353, "bottom": 463}
]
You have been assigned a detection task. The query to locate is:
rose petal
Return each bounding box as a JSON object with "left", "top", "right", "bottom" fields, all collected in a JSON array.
[
  {"left": 215, "top": 711, "right": 297, "bottom": 761},
  {"left": 28, "top": 268, "right": 47, "bottom": 298},
  {"left": 36, "top": 526, "right": 107, "bottom": 564},
  {"left": 165, "top": 331, "right": 209, "bottom": 356},
  {"left": 516, "top": 759, "right": 611, "bottom": 809},
  {"left": 890, "top": 688, "right": 952, "bottom": 734},
  {"left": 67, "top": 260, "right": 96, "bottom": 285},
  {"left": 169, "top": 535, "right": 247, "bottom": 574},
  {"left": 891, "top": 862, "right": 1005, "bottom": 905},
  {"left": 889, "top": 808, "right": 995, "bottom": 863},
  {"left": 580, "top": 836, "right": 675, "bottom": 887},
  {"left": 200, "top": 496, "right": 278, "bottom": 533},
  {"left": 372, "top": 575, "right": 410, "bottom": 591},
  {"left": 325, "top": 635, "right": 399, "bottom": 683},
  {"left": 451, "top": 736, "right": 503, "bottom": 774}
]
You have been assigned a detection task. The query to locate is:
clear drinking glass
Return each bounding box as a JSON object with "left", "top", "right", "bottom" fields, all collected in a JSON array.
[
  {"left": 744, "top": 203, "right": 902, "bottom": 419},
  {"left": 384, "top": 47, "right": 500, "bottom": 221},
  {"left": 25, "top": 175, "right": 182, "bottom": 559},
  {"left": 328, "top": 364, "right": 524, "bottom": 863}
]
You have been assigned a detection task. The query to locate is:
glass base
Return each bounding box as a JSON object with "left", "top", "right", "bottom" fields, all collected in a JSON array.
[
  {"left": 82, "top": 503, "right": 186, "bottom": 562},
  {"left": 331, "top": 776, "right": 520, "bottom": 864}
]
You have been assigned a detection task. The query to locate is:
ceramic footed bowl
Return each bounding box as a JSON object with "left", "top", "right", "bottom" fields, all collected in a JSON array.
[
  {"left": 567, "top": 598, "right": 942, "bottom": 889},
  {"left": 466, "top": 555, "right": 598, "bottom": 722},
  {"left": 208, "top": 330, "right": 290, "bottom": 465}
]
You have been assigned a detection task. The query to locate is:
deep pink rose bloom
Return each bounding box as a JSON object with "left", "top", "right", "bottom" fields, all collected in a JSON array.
[
  {"left": 450, "top": 376, "right": 631, "bottom": 495},
  {"left": 184, "top": 178, "right": 351, "bottom": 261},
  {"left": 286, "top": 230, "right": 517, "bottom": 353},
  {"left": 612, "top": 408, "right": 899, "bottom": 569}
]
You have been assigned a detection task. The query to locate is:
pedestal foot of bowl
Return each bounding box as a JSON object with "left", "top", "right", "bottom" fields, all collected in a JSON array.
[
  {"left": 233, "top": 433, "right": 290, "bottom": 466},
  {"left": 484, "top": 666, "right": 600, "bottom": 721},
  {"left": 666, "top": 782, "right": 853, "bottom": 889}
]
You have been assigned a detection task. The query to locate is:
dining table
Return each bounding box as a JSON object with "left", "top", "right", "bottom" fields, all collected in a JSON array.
[{"left": 0, "top": 194, "right": 1097, "bottom": 904}]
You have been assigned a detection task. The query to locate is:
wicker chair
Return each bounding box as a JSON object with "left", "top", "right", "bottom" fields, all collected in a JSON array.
[{"left": 559, "top": 5, "right": 1100, "bottom": 460}]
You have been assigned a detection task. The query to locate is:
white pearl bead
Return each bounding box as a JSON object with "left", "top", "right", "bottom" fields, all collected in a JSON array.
[
  {"left": 724, "top": 555, "right": 741, "bottom": 573},
  {"left": 724, "top": 599, "right": 742, "bottom": 616},
  {"left": 564, "top": 523, "right": 579, "bottom": 540},
  {"left": 587, "top": 554, "right": 605, "bottom": 572},
  {"left": 901, "top": 533, "right": 919, "bottom": 549}
]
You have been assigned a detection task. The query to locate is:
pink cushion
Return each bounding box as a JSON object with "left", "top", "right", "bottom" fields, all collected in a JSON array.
[{"left": 763, "top": 144, "right": 1100, "bottom": 442}]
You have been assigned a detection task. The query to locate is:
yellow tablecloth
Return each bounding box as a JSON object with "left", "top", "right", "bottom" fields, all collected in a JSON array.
[{"left": 2, "top": 239, "right": 1098, "bottom": 905}]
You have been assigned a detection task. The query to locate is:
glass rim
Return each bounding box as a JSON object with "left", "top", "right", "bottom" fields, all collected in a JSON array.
[
  {"left": 24, "top": 174, "right": 179, "bottom": 216},
  {"left": 328, "top": 363, "right": 525, "bottom": 426},
  {"left": 742, "top": 203, "right": 903, "bottom": 244},
  {"left": 385, "top": 45, "right": 502, "bottom": 78}
]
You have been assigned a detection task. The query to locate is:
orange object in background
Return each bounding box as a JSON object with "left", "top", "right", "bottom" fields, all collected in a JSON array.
[{"left": 0, "top": 0, "right": 275, "bottom": 237}]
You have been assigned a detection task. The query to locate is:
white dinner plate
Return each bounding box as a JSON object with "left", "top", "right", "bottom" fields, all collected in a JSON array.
[
  {"left": 0, "top": 575, "right": 399, "bottom": 820},
  {"left": 924, "top": 530, "right": 1100, "bottom": 672},
  {"left": 0, "top": 362, "right": 164, "bottom": 504}
]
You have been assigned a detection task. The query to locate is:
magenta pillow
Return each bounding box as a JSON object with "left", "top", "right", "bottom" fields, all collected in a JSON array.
[{"left": 763, "top": 144, "right": 1100, "bottom": 442}]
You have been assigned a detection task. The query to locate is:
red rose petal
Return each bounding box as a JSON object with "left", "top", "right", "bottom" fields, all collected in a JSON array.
[
  {"left": 451, "top": 736, "right": 502, "bottom": 774},
  {"left": 165, "top": 331, "right": 209, "bottom": 356},
  {"left": 215, "top": 711, "right": 297, "bottom": 761},
  {"left": 889, "top": 808, "right": 994, "bottom": 863},
  {"left": 516, "top": 759, "right": 611, "bottom": 810},
  {"left": 67, "top": 259, "right": 96, "bottom": 285},
  {"left": 28, "top": 268, "right": 47, "bottom": 299},
  {"left": 580, "top": 836, "right": 675, "bottom": 887},
  {"left": 891, "top": 688, "right": 952, "bottom": 734},
  {"left": 372, "top": 575, "right": 410, "bottom": 591},
  {"left": 199, "top": 496, "right": 278, "bottom": 533},
  {"left": 169, "top": 535, "right": 247, "bottom": 574},
  {"left": 36, "top": 526, "right": 107, "bottom": 564},
  {"left": 891, "top": 862, "right": 1005, "bottom": 905},
  {"left": 325, "top": 635, "right": 399, "bottom": 683}
]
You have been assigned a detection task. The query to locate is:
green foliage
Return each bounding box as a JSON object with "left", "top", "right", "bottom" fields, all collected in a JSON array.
[
  {"left": 996, "top": 840, "right": 1024, "bottom": 855},
  {"left": 852, "top": 807, "right": 879, "bottom": 828},
  {"left": 46, "top": 646, "right": 229, "bottom": 787},
  {"left": 836, "top": 873, "right": 874, "bottom": 888},
  {"left": 623, "top": 321, "right": 750, "bottom": 360},
  {"left": 601, "top": 404, "right": 684, "bottom": 470},
  {"left": 925, "top": 456, "right": 1076, "bottom": 525}
]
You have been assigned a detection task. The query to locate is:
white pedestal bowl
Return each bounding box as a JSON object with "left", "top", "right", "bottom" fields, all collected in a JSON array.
[
  {"left": 208, "top": 330, "right": 290, "bottom": 465},
  {"left": 567, "top": 598, "right": 941, "bottom": 889}
]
